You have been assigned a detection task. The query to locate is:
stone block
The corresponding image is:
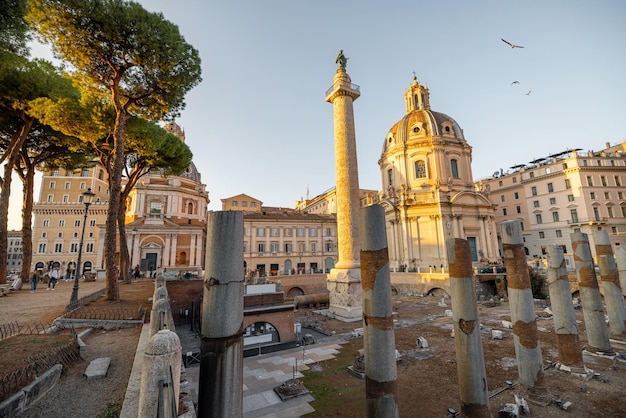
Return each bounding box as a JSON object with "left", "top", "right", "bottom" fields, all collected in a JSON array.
[
  {"left": 501, "top": 320, "right": 513, "bottom": 329},
  {"left": 492, "top": 330, "right": 504, "bottom": 340},
  {"left": 84, "top": 357, "right": 111, "bottom": 379}
]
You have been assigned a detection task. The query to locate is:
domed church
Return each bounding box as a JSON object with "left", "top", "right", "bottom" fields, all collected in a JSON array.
[{"left": 377, "top": 77, "right": 498, "bottom": 271}]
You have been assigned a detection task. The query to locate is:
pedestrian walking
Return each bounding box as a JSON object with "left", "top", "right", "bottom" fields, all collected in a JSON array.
[
  {"left": 30, "top": 271, "right": 39, "bottom": 293},
  {"left": 48, "top": 266, "right": 60, "bottom": 290}
]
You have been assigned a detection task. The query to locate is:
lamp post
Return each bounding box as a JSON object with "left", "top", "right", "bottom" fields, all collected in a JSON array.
[{"left": 70, "top": 188, "right": 95, "bottom": 304}]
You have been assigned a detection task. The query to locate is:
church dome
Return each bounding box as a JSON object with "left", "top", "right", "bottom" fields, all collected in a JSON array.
[{"left": 382, "top": 77, "right": 465, "bottom": 152}]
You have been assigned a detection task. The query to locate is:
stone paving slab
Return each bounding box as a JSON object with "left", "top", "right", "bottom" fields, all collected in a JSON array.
[{"left": 84, "top": 357, "right": 111, "bottom": 379}]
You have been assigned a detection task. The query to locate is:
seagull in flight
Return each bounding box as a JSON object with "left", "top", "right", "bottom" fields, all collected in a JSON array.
[
  {"left": 510, "top": 81, "right": 520, "bottom": 85},
  {"left": 501, "top": 38, "right": 524, "bottom": 48},
  {"left": 526, "top": 90, "right": 532, "bottom": 95}
]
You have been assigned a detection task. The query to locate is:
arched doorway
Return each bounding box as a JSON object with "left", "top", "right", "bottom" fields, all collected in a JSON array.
[{"left": 243, "top": 321, "right": 280, "bottom": 347}]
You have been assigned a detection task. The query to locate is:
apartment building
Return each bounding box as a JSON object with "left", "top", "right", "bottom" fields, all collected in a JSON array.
[
  {"left": 477, "top": 141, "right": 626, "bottom": 269},
  {"left": 222, "top": 194, "right": 338, "bottom": 276},
  {"left": 6, "top": 230, "right": 23, "bottom": 276}
]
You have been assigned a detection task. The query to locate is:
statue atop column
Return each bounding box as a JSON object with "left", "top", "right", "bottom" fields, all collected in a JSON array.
[{"left": 336, "top": 49, "right": 348, "bottom": 70}]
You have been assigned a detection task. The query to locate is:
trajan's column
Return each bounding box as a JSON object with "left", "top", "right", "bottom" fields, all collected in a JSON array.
[{"left": 324, "top": 50, "right": 362, "bottom": 321}]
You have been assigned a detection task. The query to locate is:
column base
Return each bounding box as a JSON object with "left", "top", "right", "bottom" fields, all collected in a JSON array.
[{"left": 327, "top": 268, "right": 362, "bottom": 322}]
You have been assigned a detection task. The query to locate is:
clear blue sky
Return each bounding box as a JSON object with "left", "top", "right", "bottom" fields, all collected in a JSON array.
[{"left": 8, "top": 0, "right": 626, "bottom": 229}]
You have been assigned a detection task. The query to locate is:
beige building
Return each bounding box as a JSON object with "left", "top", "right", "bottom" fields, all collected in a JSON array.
[
  {"left": 32, "top": 164, "right": 110, "bottom": 277},
  {"left": 377, "top": 77, "right": 499, "bottom": 271},
  {"left": 477, "top": 141, "right": 626, "bottom": 270},
  {"left": 6, "top": 230, "right": 23, "bottom": 276},
  {"left": 222, "top": 194, "right": 338, "bottom": 276},
  {"left": 294, "top": 187, "right": 377, "bottom": 215},
  {"left": 32, "top": 123, "right": 209, "bottom": 278}
]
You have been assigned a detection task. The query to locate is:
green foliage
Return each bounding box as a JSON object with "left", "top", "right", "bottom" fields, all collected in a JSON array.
[
  {"left": 96, "top": 402, "right": 120, "bottom": 418},
  {"left": 0, "top": 0, "right": 30, "bottom": 56},
  {"left": 528, "top": 268, "right": 547, "bottom": 299}
]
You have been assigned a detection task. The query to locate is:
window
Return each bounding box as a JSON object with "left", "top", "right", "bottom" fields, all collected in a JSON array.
[
  {"left": 326, "top": 228, "right": 332, "bottom": 237},
  {"left": 623, "top": 206, "right": 626, "bottom": 218},
  {"left": 562, "top": 163, "right": 568, "bottom": 169},
  {"left": 512, "top": 177, "right": 517, "bottom": 183},
  {"left": 86, "top": 243, "right": 94, "bottom": 253},
  {"left": 57, "top": 232, "right": 63, "bottom": 238},
  {"left": 257, "top": 243, "right": 265, "bottom": 252},
  {"left": 311, "top": 242, "right": 317, "bottom": 252},
  {"left": 310, "top": 228, "right": 317, "bottom": 237},
  {"left": 54, "top": 243, "right": 62, "bottom": 253},
  {"left": 619, "top": 192, "right": 624, "bottom": 200},
  {"left": 531, "top": 186, "right": 537, "bottom": 196},
  {"left": 570, "top": 209, "right": 579, "bottom": 223},
  {"left": 284, "top": 243, "right": 292, "bottom": 253},
  {"left": 270, "top": 243, "right": 279, "bottom": 253},
  {"left": 50, "top": 181, "right": 56, "bottom": 189},
  {"left": 62, "top": 195, "right": 69, "bottom": 203},
  {"left": 608, "top": 207, "right": 614, "bottom": 218},
  {"left": 90, "top": 219, "right": 96, "bottom": 227},
  {"left": 387, "top": 168, "right": 393, "bottom": 186},
  {"left": 231, "top": 201, "right": 238, "bottom": 207},
  {"left": 586, "top": 176, "right": 593, "bottom": 186},
  {"left": 601, "top": 176, "right": 607, "bottom": 186},
  {"left": 556, "top": 230, "right": 562, "bottom": 238},
  {"left": 270, "top": 228, "right": 279, "bottom": 237},
  {"left": 547, "top": 183, "right": 554, "bottom": 193},
  {"left": 415, "top": 160, "right": 427, "bottom": 179},
  {"left": 500, "top": 195, "right": 505, "bottom": 202},
  {"left": 499, "top": 180, "right": 503, "bottom": 187},
  {"left": 568, "top": 194, "right": 575, "bottom": 202},
  {"left": 71, "top": 243, "right": 78, "bottom": 252},
  {"left": 250, "top": 202, "right": 257, "bottom": 208},
  {"left": 51, "top": 169, "right": 59, "bottom": 176},
  {"left": 539, "top": 231, "right": 545, "bottom": 239},
  {"left": 451, "top": 159, "right": 459, "bottom": 177},
  {"left": 74, "top": 219, "right": 80, "bottom": 227},
  {"left": 150, "top": 202, "right": 162, "bottom": 214},
  {"left": 516, "top": 205, "right": 521, "bottom": 214},
  {"left": 552, "top": 211, "right": 560, "bottom": 222},
  {"left": 565, "top": 179, "right": 571, "bottom": 189},
  {"left": 593, "top": 207, "right": 600, "bottom": 221},
  {"left": 47, "top": 194, "right": 54, "bottom": 202},
  {"left": 615, "top": 176, "right": 622, "bottom": 187},
  {"left": 58, "top": 219, "right": 65, "bottom": 227},
  {"left": 582, "top": 160, "right": 588, "bottom": 166},
  {"left": 296, "top": 228, "right": 305, "bottom": 237},
  {"left": 81, "top": 168, "right": 89, "bottom": 177},
  {"left": 326, "top": 242, "right": 334, "bottom": 252},
  {"left": 298, "top": 243, "right": 306, "bottom": 252},
  {"left": 536, "top": 214, "right": 543, "bottom": 224},
  {"left": 242, "top": 201, "right": 248, "bottom": 207},
  {"left": 520, "top": 221, "right": 525, "bottom": 231},
  {"left": 98, "top": 169, "right": 104, "bottom": 180},
  {"left": 65, "top": 182, "right": 71, "bottom": 189},
  {"left": 529, "top": 172, "right": 535, "bottom": 179},
  {"left": 38, "top": 243, "right": 47, "bottom": 253},
  {"left": 514, "top": 192, "right": 519, "bottom": 200},
  {"left": 549, "top": 197, "right": 556, "bottom": 205},
  {"left": 590, "top": 192, "right": 596, "bottom": 200},
  {"left": 80, "top": 182, "right": 86, "bottom": 190},
  {"left": 611, "top": 226, "right": 617, "bottom": 234},
  {"left": 502, "top": 208, "right": 508, "bottom": 216},
  {"left": 256, "top": 227, "right": 265, "bottom": 237},
  {"left": 284, "top": 228, "right": 293, "bottom": 237},
  {"left": 533, "top": 200, "right": 540, "bottom": 208},
  {"left": 42, "top": 232, "right": 47, "bottom": 238},
  {"left": 604, "top": 192, "right": 610, "bottom": 199},
  {"left": 43, "top": 219, "right": 50, "bottom": 227}
]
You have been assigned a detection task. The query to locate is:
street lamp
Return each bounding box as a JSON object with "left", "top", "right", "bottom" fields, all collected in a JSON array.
[{"left": 70, "top": 188, "right": 95, "bottom": 304}]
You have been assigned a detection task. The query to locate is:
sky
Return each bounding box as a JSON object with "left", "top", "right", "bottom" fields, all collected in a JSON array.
[{"left": 7, "top": 0, "right": 626, "bottom": 230}]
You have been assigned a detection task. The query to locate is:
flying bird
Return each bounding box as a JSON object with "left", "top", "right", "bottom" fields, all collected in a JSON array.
[
  {"left": 510, "top": 81, "right": 520, "bottom": 85},
  {"left": 501, "top": 38, "right": 524, "bottom": 49},
  {"left": 526, "top": 90, "right": 532, "bottom": 95}
]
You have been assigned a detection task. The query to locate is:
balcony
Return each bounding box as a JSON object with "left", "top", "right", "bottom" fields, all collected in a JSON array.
[{"left": 566, "top": 217, "right": 607, "bottom": 226}]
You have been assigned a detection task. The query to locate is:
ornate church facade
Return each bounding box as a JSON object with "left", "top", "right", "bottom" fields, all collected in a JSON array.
[{"left": 377, "top": 77, "right": 499, "bottom": 271}]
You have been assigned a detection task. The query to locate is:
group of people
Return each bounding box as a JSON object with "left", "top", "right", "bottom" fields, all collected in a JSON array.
[{"left": 28, "top": 265, "right": 66, "bottom": 293}]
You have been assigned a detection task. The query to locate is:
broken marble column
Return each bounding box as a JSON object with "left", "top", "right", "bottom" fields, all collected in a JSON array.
[
  {"left": 501, "top": 220, "right": 544, "bottom": 388},
  {"left": 138, "top": 329, "right": 182, "bottom": 418},
  {"left": 198, "top": 211, "right": 244, "bottom": 417},
  {"left": 545, "top": 245, "right": 585, "bottom": 370},
  {"left": 570, "top": 232, "right": 613, "bottom": 354},
  {"left": 359, "top": 204, "right": 399, "bottom": 418},
  {"left": 617, "top": 246, "right": 626, "bottom": 297},
  {"left": 447, "top": 238, "right": 491, "bottom": 417},
  {"left": 592, "top": 229, "right": 626, "bottom": 338}
]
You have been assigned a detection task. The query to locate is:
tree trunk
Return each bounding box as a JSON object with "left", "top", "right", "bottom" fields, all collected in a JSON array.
[
  {"left": 0, "top": 119, "right": 32, "bottom": 284},
  {"left": 118, "top": 196, "right": 130, "bottom": 284},
  {"left": 19, "top": 160, "right": 35, "bottom": 284}
]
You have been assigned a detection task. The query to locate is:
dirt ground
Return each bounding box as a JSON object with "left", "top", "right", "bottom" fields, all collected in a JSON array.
[
  {"left": 2, "top": 279, "right": 626, "bottom": 417},
  {"left": 296, "top": 294, "right": 626, "bottom": 417}
]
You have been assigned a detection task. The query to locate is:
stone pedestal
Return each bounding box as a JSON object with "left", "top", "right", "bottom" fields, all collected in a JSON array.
[{"left": 327, "top": 268, "right": 362, "bottom": 322}]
